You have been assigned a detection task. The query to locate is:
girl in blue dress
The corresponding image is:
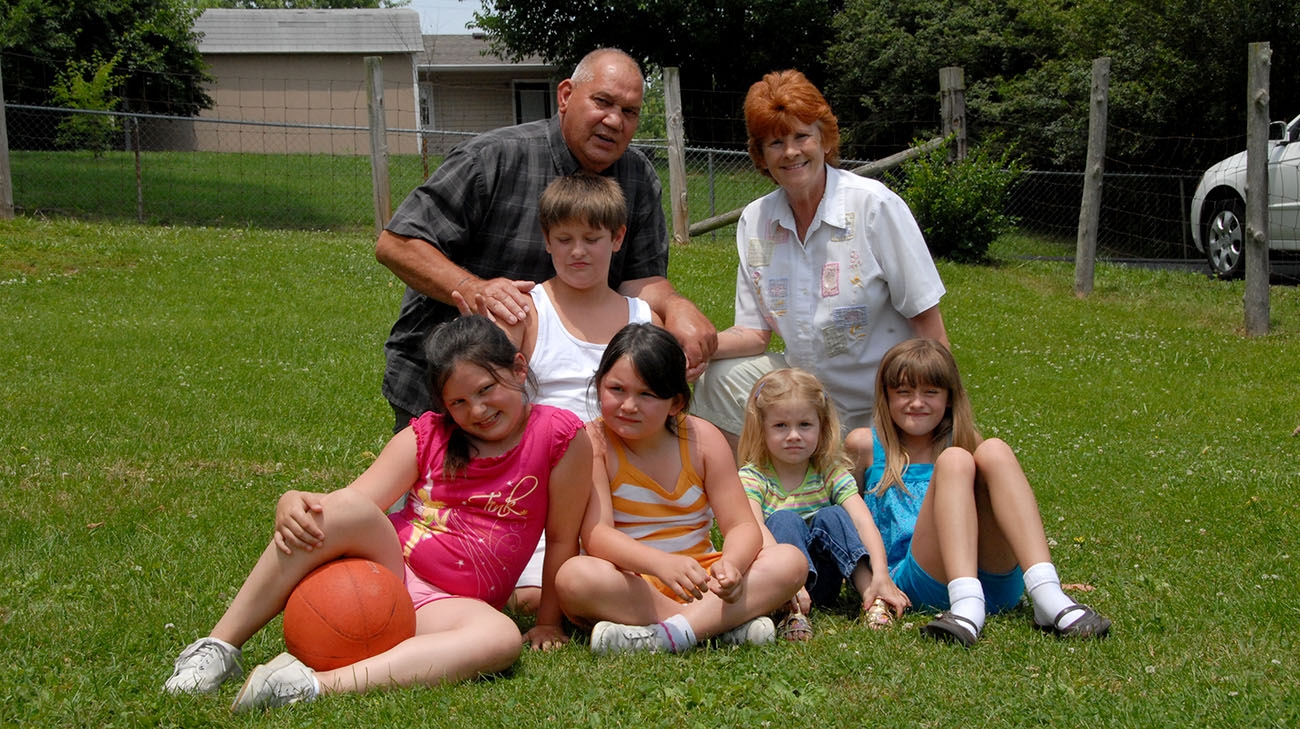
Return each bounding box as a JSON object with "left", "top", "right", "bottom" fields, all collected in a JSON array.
[{"left": 848, "top": 338, "right": 1110, "bottom": 646}]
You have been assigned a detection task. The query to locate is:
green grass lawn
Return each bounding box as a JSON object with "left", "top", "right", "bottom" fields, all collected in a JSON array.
[{"left": 2, "top": 215, "right": 1298, "bottom": 727}]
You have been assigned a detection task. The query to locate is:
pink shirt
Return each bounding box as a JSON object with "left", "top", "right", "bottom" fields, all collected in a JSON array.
[{"left": 389, "top": 405, "right": 582, "bottom": 608}]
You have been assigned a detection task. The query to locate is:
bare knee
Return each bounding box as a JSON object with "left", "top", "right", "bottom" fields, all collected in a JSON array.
[
  {"left": 756, "top": 543, "right": 809, "bottom": 594},
  {"left": 934, "top": 446, "right": 976, "bottom": 485},
  {"left": 973, "top": 438, "right": 1016, "bottom": 470},
  {"left": 555, "top": 555, "right": 615, "bottom": 616},
  {"left": 320, "top": 487, "right": 383, "bottom": 524},
  {"left": 477, "top": 611, "right": 523, "bottom": 673}
]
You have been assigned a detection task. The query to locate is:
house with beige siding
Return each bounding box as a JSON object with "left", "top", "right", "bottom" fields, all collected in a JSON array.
[
  {"left": 148, "top": 11, "right": 560, "bottom": 157},
  {"left": 417, "top": 34, "right": 557, "bottom": 153},
  {"left": 152, "top": 8, "right": 424, "bottom": 155}
]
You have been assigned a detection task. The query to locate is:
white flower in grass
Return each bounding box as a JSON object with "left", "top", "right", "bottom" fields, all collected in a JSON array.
[{"left": 1145, "top": 666, "right": 1156, "bottom": 674}]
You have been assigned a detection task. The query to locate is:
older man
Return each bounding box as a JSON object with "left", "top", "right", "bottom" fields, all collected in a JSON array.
[{"left": 376, "top": 48, "right": 715, "bottom": 428}]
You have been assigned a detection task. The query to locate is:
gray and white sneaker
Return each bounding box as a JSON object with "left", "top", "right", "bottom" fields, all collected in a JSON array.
[
  {"left": 163, "top": 637, "right": 243, "bottom": 694},
  {"left": 230, "top": 652, "right": 318, "bottom": 713},
  {"left": 716, "top": 616, "right": 776, "bottom": 647},
  {"left": 589, "top": 621, "right": 673, "bottom": 655}
]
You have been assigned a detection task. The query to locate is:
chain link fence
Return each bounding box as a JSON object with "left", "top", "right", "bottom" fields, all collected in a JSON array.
[{"left": 7, "top": 100, "right": 1293, "bottom": 278}]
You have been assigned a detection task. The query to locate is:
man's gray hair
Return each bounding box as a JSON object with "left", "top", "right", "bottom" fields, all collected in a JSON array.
[{"left": 570, "top": 48, "right": 643, "bottom": 85}]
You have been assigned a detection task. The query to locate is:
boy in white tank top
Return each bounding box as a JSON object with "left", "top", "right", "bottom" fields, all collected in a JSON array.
[{"left": 455, "top": 172, "right": 659, "bottom": 613}]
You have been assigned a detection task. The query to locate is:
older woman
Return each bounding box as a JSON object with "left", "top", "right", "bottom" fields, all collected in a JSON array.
[{"left": 695, "top": 70, "right": 949, "bottom": 447}]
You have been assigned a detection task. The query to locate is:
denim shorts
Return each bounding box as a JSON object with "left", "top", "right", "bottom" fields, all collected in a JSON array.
[{"left": 890, "top": 547, "right": 1024, "bottom": 613}]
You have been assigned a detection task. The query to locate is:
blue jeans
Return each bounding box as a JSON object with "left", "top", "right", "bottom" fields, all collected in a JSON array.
[{"left": 766, "top": 506, "right": 869, "bottom": 607}]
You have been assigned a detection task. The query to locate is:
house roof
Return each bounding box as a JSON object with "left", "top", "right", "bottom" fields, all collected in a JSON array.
[
  {"left": 420, "top": 34, "right": 554, "bottom": 72},
  {"left": 195, "top": 9, "right": 423, "bottom": 55}
]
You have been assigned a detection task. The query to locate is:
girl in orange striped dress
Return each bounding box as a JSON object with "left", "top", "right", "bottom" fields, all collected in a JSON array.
[{"left": 555, "top": 324, "right": 807, "bottom": 654}]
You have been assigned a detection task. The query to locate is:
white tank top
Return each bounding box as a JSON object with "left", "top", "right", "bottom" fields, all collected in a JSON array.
[{"left": 528, "top": 285, "right": 652, "bottom": 421}]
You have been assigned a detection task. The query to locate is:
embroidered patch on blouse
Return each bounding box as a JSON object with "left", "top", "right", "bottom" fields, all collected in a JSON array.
[
  {"left": 822, "top": 325, "right": 848, "bottom": 357},
  {"left": 832, "top": 305, "right": 869, "bottom": 329},
  {"left": 821, "top": 262, "right": 840, "bottom": 297},
  {"left": 830, "top": 211, "right": 855, "bottom": 242},
  {"left": 746, "top": 237, "right": 774, "bottom": 268}
]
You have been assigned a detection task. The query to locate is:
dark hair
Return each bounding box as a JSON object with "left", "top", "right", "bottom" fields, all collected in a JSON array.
[
  {"left": 594, "top": 323, "right": 691, "bottom": 431},
  {"left": 423, "top": 315, "right": 530, "bottom": 477},
  {"left": 538, "top": 171, "right": 628, "bottom": 234}
]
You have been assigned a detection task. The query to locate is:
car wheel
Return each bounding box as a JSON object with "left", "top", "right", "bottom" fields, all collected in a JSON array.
[{"left": 1204, "top": 196, "right": 1245, "bottom": 279}]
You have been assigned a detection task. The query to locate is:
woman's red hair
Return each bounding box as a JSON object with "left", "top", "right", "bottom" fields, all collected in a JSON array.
[{"left": 744, "top": 70, "right": 840, "bottom": 178}]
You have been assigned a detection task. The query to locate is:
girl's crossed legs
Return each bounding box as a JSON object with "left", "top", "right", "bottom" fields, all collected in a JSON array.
[{"left": 556, "top": 543, "right": 806, "bottom": 647}]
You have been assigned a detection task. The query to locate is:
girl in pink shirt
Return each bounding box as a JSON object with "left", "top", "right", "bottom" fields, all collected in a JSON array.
[{"left": 164, "top": 316, "right": 591, "bottom": 712}]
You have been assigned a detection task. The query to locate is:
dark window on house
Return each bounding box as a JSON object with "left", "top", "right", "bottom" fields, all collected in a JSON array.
[{"left": 514, "top": 82, "right": 552, "bottom": 124}]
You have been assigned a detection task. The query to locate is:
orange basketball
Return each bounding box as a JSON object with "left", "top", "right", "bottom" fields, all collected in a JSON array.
[{"left": 283, "top": 558, "right": 416, "bottom": 671}]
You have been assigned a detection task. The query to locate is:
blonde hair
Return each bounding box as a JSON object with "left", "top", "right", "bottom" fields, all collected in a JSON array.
[
  {"left": 870, "top": 338, "right": 980, "bottom": 496},
  {"left": 737, "top": 368, "right": 848, "bottom": 476}
]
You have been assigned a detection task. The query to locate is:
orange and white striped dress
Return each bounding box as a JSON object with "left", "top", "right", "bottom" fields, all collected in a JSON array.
[{"left": 605, "top": 418, "right": 722, "bottom": 599}]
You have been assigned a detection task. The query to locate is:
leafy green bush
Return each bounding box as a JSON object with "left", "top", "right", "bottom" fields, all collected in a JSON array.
[
  {"left": 897, "top": 139, "right": 1024, "bottom": 262},
  {"left": 50, "top": 51, "right": 124, "bottom": 157}
]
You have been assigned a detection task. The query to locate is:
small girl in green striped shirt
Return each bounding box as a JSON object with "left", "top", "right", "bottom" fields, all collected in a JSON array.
[{"left": 738, "top": 368, "right": 908, "bottom": 640}]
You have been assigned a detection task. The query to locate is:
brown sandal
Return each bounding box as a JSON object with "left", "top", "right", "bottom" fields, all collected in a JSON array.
[
  {"left": 777, "top": 610, "right": 813, "bottom": 642},
  {"left": 864, "top": 597, "right": 893, "bottom": 629}
]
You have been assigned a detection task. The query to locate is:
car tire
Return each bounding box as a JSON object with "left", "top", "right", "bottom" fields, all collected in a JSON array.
[{"left": 1204, "top": 196, "right": 1246, "bottom": 279}]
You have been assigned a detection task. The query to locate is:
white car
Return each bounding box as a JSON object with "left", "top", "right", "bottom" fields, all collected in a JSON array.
[{"left": 1190, "top": 113, "right": 1300, "bottom": 278}]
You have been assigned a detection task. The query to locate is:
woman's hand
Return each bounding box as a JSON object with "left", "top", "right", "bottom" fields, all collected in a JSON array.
[
  {"left": 864, "top": 574, "right": 910, "bottom": 618},
  {"left": 651, "top": 554, "right": 712, "bottom": 603},
  {"left": 707, "top": 558, "right": 745, "bottom": 603},
  {"left": 272, "top": 490, "right": 325, "bottom": 555},
  {"left": 523, "top": 623, "right": 569, "bottom": 652}
]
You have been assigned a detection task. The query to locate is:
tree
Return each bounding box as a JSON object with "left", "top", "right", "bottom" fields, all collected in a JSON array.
[
  {"left": 473, "top": 0, "right": 844, "bottom": 146},
  {"left": 1, "top": 0, "right": 212, "bottom": 117},
  {"left": 185, "top": 1, "right": 408, "bottom": 7},
  {"left": 50, "top": 51, "right": 125, "bottom": 157},
  {"left": 824, "top": 0, "right": 1300, "bottom": 168}
]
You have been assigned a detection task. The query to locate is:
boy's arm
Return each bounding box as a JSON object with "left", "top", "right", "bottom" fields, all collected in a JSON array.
[
  {"left": 526, "top": 427, "right": 592, "bottom": 650},
  {"left": 618, "top": 276, "right": 716, "bottom": 380}
]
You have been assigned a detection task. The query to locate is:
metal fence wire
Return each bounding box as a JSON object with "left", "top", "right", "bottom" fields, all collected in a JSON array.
[{"left": 6, "top": 103, "right": 1288, "bottom": 274}]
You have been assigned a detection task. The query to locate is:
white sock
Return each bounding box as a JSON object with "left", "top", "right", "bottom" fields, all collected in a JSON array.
[
  {"left": 1023, "top": 562, "right": 1080, "bottom": 629},
  {"left": 946, "top": 576, "right": 986, "bottom": 639},
  {"left": 660, "top": 614, "right": 696, "bottom": 653}
]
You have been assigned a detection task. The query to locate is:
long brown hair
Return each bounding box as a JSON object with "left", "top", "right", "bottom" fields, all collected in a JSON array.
[
  {"left": 424, "top": 315, "right": 532, "bottom": 478},
  {"left": 870, "top": 339, "right": 979, "bottom": 495},
  {"left": 737, "top": 368, "right": 847, "bottom": 477}
]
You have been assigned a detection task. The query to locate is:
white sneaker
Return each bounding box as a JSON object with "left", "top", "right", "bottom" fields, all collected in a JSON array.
[
  {"left": 589, "top": 621, "right": 672, "bottom": 655},
  {"left": 716, "top": 616, "right": 776, "bottom": 647},
  {"left": 230, "top": 653, "right": 318, "bottom": 713},
  {"left": 163, "top": 637, "right": 243, "bottom": 694}
]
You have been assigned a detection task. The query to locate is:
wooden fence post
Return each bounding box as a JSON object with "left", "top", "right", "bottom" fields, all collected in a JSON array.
[
  {"left": 0, "top": 62, "right": 14, "bottom": 219},
  {"left": 1244, "top": 42, "right": 1271, "bottom": 336},
  {"left": 664, "top": 67, "right": 689, "bottom": 244},
  {"left": 366, "top": 56, "right": 392, "bottom": 238},
  {"left": 939, "top": 67, "right": 967, "bottom": 161},
  {"left": 1075, "top": 57, "right": 1110, "bottom": 297}
]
